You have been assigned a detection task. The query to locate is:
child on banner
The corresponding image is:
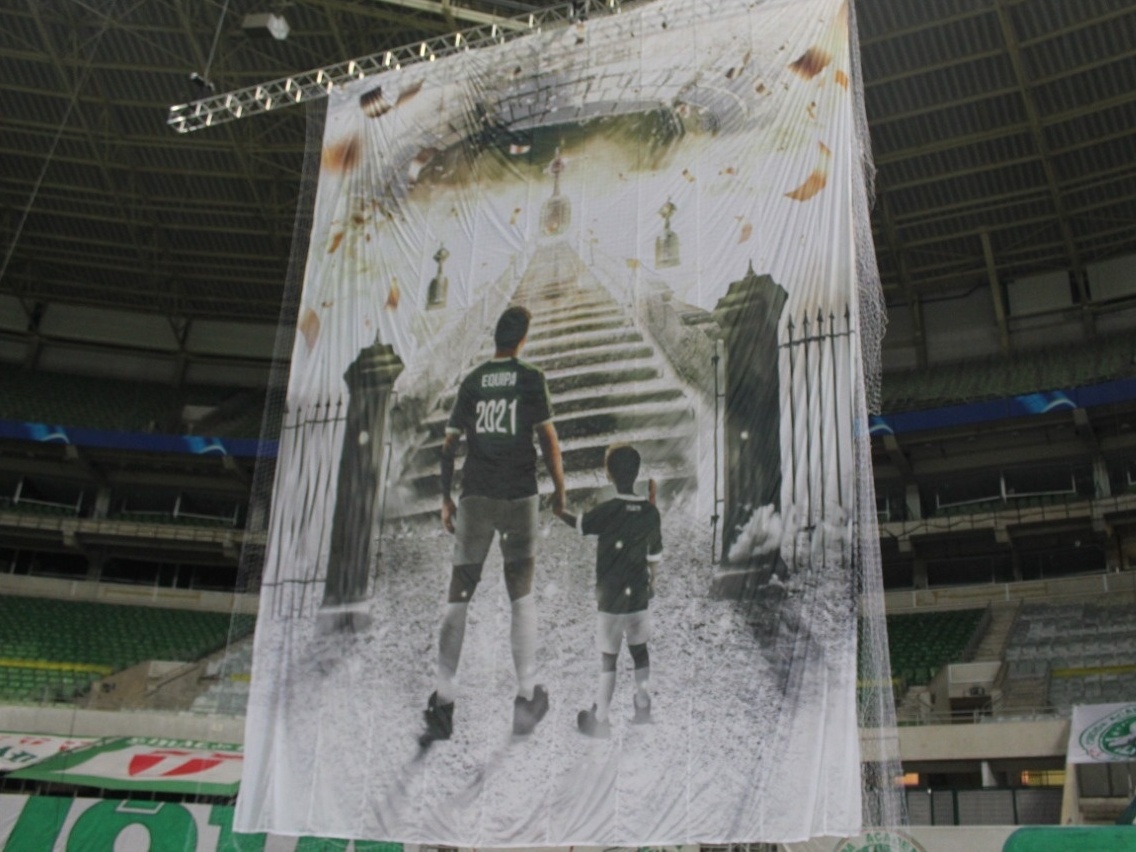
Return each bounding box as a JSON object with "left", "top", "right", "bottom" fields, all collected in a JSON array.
[{"left": 556, "top": 444, "right": 662, "bottom": 737}]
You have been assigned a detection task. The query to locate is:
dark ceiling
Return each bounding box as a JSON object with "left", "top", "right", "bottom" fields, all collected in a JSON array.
[{"left": 2, "top": 0, "right": 1135, "bottom": 329}]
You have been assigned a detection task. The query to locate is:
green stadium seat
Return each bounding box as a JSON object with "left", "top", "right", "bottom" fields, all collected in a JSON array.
[{"left": 0, "top": 595, "right": 255, "bottom": 705}]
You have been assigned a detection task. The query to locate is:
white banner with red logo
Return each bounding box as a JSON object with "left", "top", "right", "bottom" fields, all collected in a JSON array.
[
  {"left": 6, "top": 738, "right": 242, "bottom": 795},
  {"left": 0, "top": 733, "right": 98, "bottom": 773}
]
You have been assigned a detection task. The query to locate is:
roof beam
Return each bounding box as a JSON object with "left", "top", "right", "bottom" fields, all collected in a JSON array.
[
  {"left": 879, "top": 194, "right": 927, "bottom": 369},
  {"left": 366, "top": 0, "right": 526, "bottom": 30},
  {"left": 8, "top": 206, "right": 285, "bottom": 237},
  {"left": 173, "top": 0, "right": 287, "bottom": 255},
  {"left": 980, "top": 231, "right": 1011, "bottom": 355},
  {"left": 873, "top": 87, "right": 1136, "bottom": 168},
  {"left": 0, "top": 182, "right": 297, "bottom": 216},
  {"left": 994, "top": 0, "right": 1090, "bottom": 334},
  {"left": 26, "top": 1, "right": 155, "bottom": 280},
  {"left": 0, "top": 146, "right": 302, "bottom": 181}
]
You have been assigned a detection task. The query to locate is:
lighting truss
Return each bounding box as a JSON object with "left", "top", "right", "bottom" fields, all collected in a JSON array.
[{"left": 168, "top": 0, "right": 630, "bottom": 133}]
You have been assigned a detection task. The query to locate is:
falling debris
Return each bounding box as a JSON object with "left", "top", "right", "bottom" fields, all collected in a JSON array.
[
  {"left": 396, "top": 80, "right": 423, "bottom": 106},
  {"left": 682, "top": 168, "right": 696, "bottom": 182},
  {"left": 788, "top": 46, "right": 832, "bottom": 80},
  {"left": 385, "top": 277, "right": 400, "bottom": 310},
  {"left": 321, "top": 136, "right": 361, "bottom": 173},
  {"left": 328, "top": 231, "right": 345, "bottom": 254},
  {"left": 299, "top": 308, "right": 320, "bottom": 350},
  {"left": 739, "top": 221, "right": 753, "bottom": 243},
  {"left": 785, "top": 141, "right": 831, "bottom": 201},
  {"left": 834, "top": 69, "right": 849, "bottom": 89},
  {"left": 726, "top": 49, "right": 753, "bottom": 80}
]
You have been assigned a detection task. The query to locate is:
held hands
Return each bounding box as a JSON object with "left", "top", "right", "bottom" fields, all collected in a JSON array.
[
  {"left": 552, "top": 487, "right": 567, "bottom": 519},
  {"left": 441, "top": 496, "right": 457, "bottom": 534}
]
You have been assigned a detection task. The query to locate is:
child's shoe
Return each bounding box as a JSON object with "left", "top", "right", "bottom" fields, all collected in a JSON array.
[
  {"left": 577, "top": 704, "right": 612, "bottom": 738},
  {"left": 632, "top": 692, "right": 652, "bottom": 724}
]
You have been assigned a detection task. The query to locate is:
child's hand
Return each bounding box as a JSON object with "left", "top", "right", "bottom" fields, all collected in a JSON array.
[{"left": 648, "top": 478, "right": 657, "bottom": 505}]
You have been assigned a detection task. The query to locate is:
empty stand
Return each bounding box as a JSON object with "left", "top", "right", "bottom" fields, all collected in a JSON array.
[
  {"left": 0, "top": 595, "right": 255, "bottom": 704},
  {"left": 0, "top": 366, "right": 266, "bottom": 438},
  {"left": 190, "top": 637, "right": 255, "bottom": 717},
  {"left": 882, "top": 331, "right": 1136, "bottom": 413},
  {"left": 887, "top": 608, "right": 986, "bottom": 688},
  {"left": 1004, "top": 601, "right": 1136, "bottom": 714}
]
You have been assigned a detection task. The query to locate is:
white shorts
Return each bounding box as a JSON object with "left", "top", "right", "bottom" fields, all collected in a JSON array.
[{"left": 595, "top": 610, "right": 651, "bottom": 656}]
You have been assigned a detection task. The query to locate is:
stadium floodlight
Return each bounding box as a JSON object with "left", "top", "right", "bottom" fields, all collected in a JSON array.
[
  {"left": 167, "top": 0, "right": 636, "bottom": 133},
  {"left": 242, "top": 12, "right": 291, "bottom": 41}
]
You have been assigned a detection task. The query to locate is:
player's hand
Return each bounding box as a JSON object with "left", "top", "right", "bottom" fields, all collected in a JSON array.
[
  {"left": 552, "top": 487, "right": 567, "bottom": 517},
  {"left": 441, "top": 496, "right": 457, "bottom": 534},
  {"left": 648, "top": 478, "right": 657, "bottom": 505}
]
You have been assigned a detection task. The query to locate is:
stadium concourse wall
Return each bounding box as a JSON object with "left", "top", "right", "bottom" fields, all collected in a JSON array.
[
  {"left": 0, "top": 296, "right": 276, "bottom": 390},
  {"left": 880, "top": 568, "right": 1136, "bottom": 614},
  {"left": 0, "top": 573, "right": 259, "bottom": 615}
]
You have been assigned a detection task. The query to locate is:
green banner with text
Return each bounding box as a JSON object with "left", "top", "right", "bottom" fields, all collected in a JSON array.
[{"left": 0, "top": 795, "right": 403, "bottom": 852}]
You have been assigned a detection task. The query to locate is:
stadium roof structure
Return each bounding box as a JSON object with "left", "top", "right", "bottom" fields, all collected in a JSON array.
[{"left": 2, "top": 0, "right": 1135, "bottom": 332}]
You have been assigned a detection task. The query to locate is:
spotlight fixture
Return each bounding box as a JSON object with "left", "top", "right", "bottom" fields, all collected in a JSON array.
[
  {"left": 241, "top": 12, "right": 290, "bottom": 41},
  {"left": 188, "top": 72, "right": 215, "bottom": 92}
]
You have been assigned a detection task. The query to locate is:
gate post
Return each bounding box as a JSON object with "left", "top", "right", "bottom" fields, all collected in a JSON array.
[
  {"left": 710, "top": 265, "right": 787, "bottom": 596},
  {"left": 318, "top": 340, "right": 404, "bottom": 632}
]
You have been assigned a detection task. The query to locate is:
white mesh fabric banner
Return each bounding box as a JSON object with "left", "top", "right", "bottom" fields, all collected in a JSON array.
[{"left": 237, "top": 0, "right": 872, "bottom": 843}]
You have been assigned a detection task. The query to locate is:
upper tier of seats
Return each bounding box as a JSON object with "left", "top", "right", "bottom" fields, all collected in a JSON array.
[
  {"left": 882, "top": 331, "right": 1136, "bottom": 413},
  {"left": 0, "top": 366, "right": 266, "bottom": 438},
  {"left": 5, "top": 326, "right": 1136, "bottom": 439}
]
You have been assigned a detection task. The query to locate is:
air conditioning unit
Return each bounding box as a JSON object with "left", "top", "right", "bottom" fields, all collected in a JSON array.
[{"left": 968, "top": 686, "right": 987, "bottom": 697}]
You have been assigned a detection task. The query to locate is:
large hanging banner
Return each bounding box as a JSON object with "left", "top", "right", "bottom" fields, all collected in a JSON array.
[{"left": 238, "top": 0, "right": 873, "bottom": 843}]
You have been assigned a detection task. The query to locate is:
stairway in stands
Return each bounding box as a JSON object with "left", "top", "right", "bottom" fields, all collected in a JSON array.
[{"left": 392, "top": 240, "right": 699, "bottom": 517}]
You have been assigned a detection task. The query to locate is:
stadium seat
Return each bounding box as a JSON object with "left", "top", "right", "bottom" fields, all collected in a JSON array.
[{"left": 0, "top": 595, "right": 256, "bottom": 704}]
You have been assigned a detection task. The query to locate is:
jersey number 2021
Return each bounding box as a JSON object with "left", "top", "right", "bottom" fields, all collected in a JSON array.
[{"left": 475, "top": 397, "right": 518, "bottom": 435}]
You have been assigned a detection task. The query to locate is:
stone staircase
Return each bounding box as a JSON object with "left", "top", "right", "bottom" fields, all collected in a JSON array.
[
  {"left": 390, "top": 241, "right": 700, "bottom": 518},
  {"left": 1080, "top": 797, "right": 1132, "bottom": 825},
  {"left": 972, "top": 601, "right": 1020, "bottom": 662},
  {"left": 983, "top": 601, "right": 1055, "bottom": 716},
  {"left": 998, "top": 674, "right": 1050, "bottom": 715}
]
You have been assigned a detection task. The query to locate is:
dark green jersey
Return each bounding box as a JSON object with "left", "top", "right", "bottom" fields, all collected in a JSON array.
[
  {"left": 580, "top": 495, "right": 663, "bottom": 614},
  {"left": 447, "top": 357, "right": 553, "bottom": 499}
]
